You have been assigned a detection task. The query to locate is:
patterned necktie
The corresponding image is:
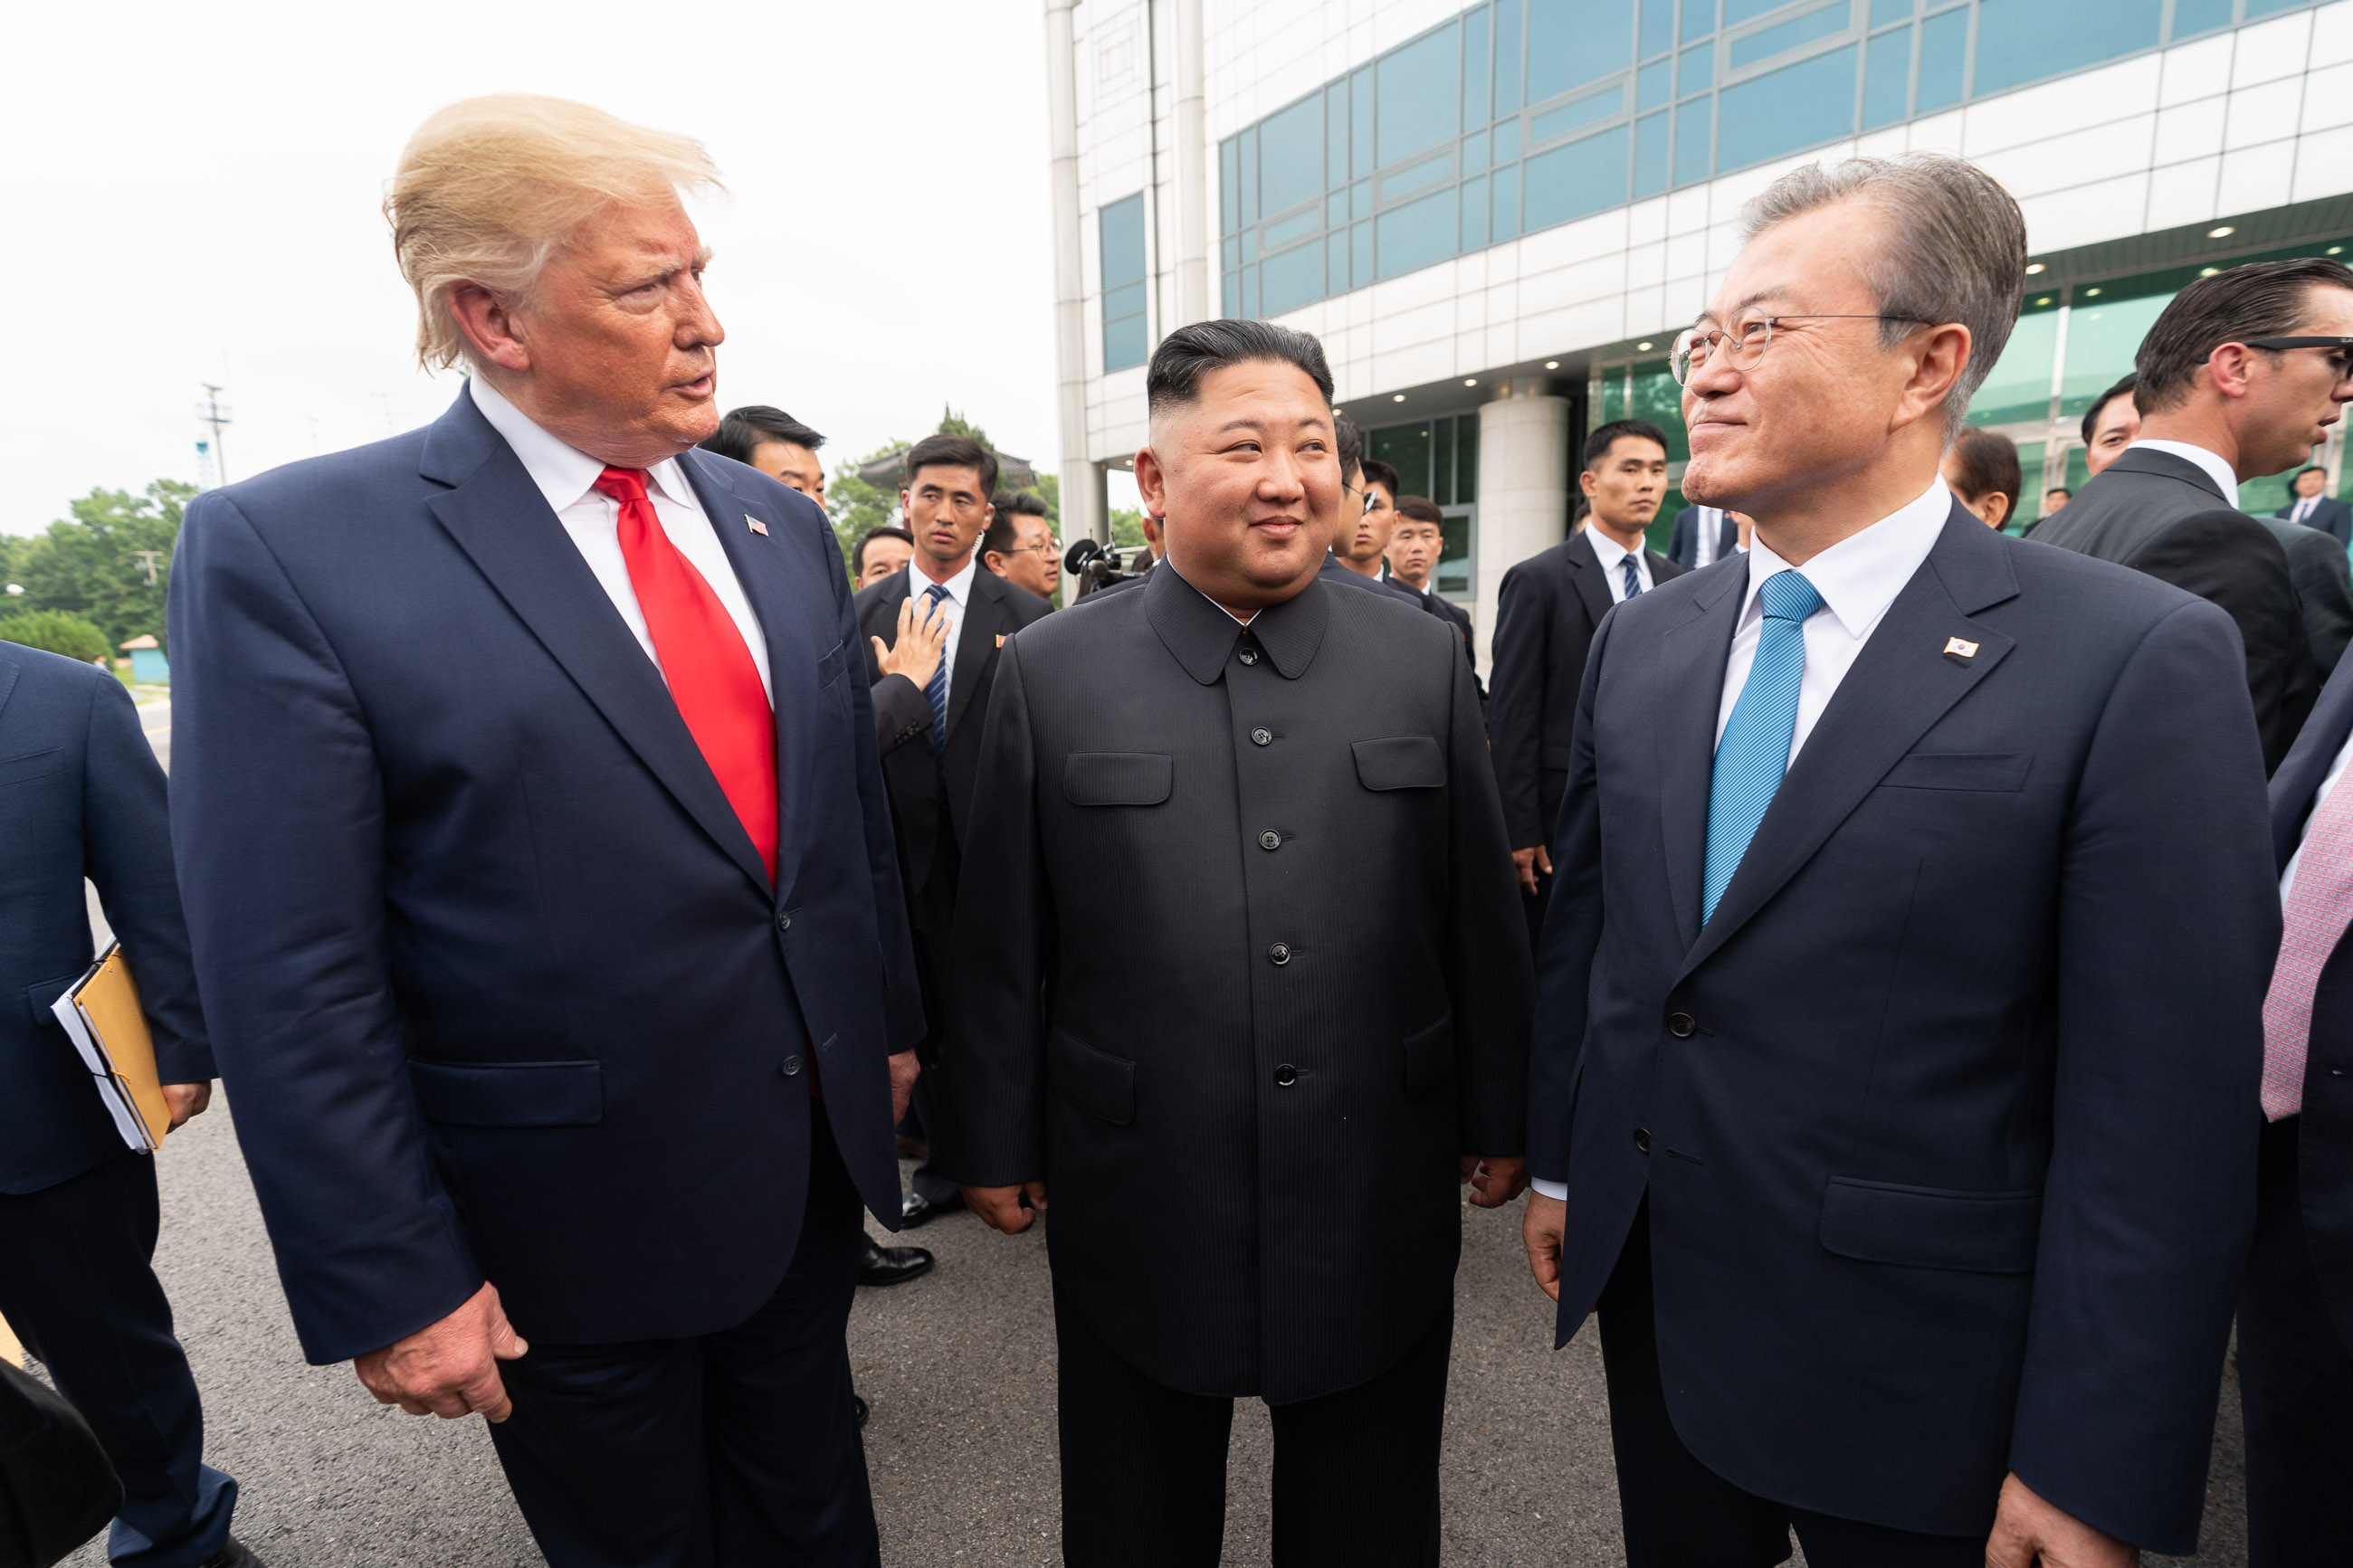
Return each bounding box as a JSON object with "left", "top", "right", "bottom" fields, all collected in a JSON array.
[
  {"left": 922, "top": 584, "right": 953, "bottom": 746},
  {"left": 2262, "top": 775, "right": 2353, "bottom": 1118},
  {"left": 593, "top": 467, "right": 777, "bottom": 882},
  {"left": 1703, "top": 570, "right": 1824, "bottom": 922},
  {"left": 1620, "top": 556, "right": 1644, "bottom": 600}
]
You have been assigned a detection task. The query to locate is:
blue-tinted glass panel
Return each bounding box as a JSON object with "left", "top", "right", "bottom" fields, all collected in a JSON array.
[
  {"left": 1530, "top": 0, "right": 1632, "bottom": 101},
  {"left": 1328, "top": 192, "right": 1350, "bottom": 227},
  {"left": 1496, "top": 0, "right": 1525, "bottom": 112},
  {"left": 1730, "top": 0, "right": 1853, "bottom": 70},
  {"left": 1722, "top": 0, "right": 1786, "bottom": 23},
  {"left": 1681, "top": 0, "right": 1716, "bottom": 34},
  {"left": 1241, "top": 264, "right": 1257, "bottom": 318},
  {"left": 1462, "top": 173, "right": 1491, "bottom": 248},
  {"left": 1532, "top": 84, "right": 1624, "bottom": 142},
  {"left": 1634, "top": 109, "right": 1670, "bottom": 195},
  {"left": 1869, "top": 0, "right": 1910, "bottom": 22},
  {"left": 1105, "top": 312, "right": 1148, "bottom": 369},
  {"left": 1464, "top": 6, "right": 1494, "bottom": 126},
  {"left": 1100, "top": 194, "right": 1146, "bottom": 287},
  {"left": 1240, "top": 128, "right": 1258, "bottom": 220},
  {"left": 1328, "top": 232, "right": 1350, "bottom": 296},
  {"left": 1377, "top": 24, "right": 1462, "bottom": 166},
  {"left": 1916, "top": 8, "right": 1965, "bottom": 109},
  {"left": 1376, "top": 186, "right": 1459, "bottom": 279},
  {"left": 1220, "top": 138, "right": 1240, "bottom": 233},
  {"left": 1103, "top": 281, "right": 1147, "bottom": 318},
  {"left": 1326, "top": 84, "right": 1350, "bottom": 189},
  {"left": 1259, "top": 97, "right": 1324, "bottom": 217},
  {"left": 1463, "top": 128, "right": 1491, "bottom": 171},
  {"left": 1523, "top": 125, "right": 1631, "bottom": 228},
  {"left": 1717, "top": 43, "right": 1855, "bottom": 168},
  {"left": 1673, "top": 96, "right": 1712, "bottom": 183},
  {"left": 1264, "top": 207, "right": 1319, "bottom": 249},
  {"left": 1381, "top": 151, "right": 1454, "bottom": 202},
  {"left": 1862, "top": 25, "right": 1911, "bottom": 126},
  {"left": 1493, "top": 117, "right": 1522, "bottom": 159},
  {"left": 1680, "top": 42, "right": 1713, "bottom": 92},
  {"left": 1351, "top": 67, "right": 1375, "bottom": 176},
  {"left": 2245, "top": 0, "right": 2309, "bottom": 13},
  {"left": 1975, "top": 0, "right": 2156, "bottom": 94},
  {"left": 1351, "top": 220, "right": 1375, "bottom": 285},
  {"left": 1638, "top": 58, "right": 1673, "bottom": 106},
  {"left": 1222, "top": 235, "right": 1241, "bottom": 270},
  {"left": 1642, "top": 0, "right": 1676, "bottom": 56},
  {"left": 1491, "top": 161, "right": 1522, "bottom": 237},
  {"left": 1351, "top": 179, "right": 1374, "bottom": 218},
  {"left": 1222, "top": 271, "right": 1241, "bottom": 317},
  {"left": 2171, "top": 0, "right": 2234, "bottom": 31},
  {"left": 1260, "top": 241, "right": 1324, "bottom": 317},
  {"left": 1240, "top": 227, "right": 1259, "bottom": 261}
]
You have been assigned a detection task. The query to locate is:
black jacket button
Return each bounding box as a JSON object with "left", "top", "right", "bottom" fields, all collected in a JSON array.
[
  {"left": 1634, "top": 1127, "right": 1651, "bottom": 1154},
  {"left": 1259, "top": 830, "right": 1282, "bottom": 851},
  {"left": 1268, "top": 943, "right": 1291, "bottom": 965},
  {"left": 780, "top": 1055, "right": 804, "bottom": 1077},
  {"left": 1251, "top": 727, "right": 1273, "bottom": 746},
  {"left": 1238, "top": 646, "right": 1260, "bottom": 665},
  {"left": 1667, "top": 1012, "right": 1696, "bottom": 1038},
  {"left": 1274, "top": 1064, "right": 1299, "bottom": 1086},
  {"left": 776, "top": 910, "right": 793, "bottom": 933}
]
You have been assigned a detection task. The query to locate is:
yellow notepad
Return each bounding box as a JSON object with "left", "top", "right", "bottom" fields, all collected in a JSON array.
[{"left": 50, "top": 942, "right": 169, "bottom": 1152}]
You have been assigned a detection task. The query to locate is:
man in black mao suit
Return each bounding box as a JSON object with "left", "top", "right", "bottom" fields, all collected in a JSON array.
[
  {"left": 854, "top": 434, "right": 1053, "bottom": 1224},
  {"left": 945, "top": 320, "right": 1531, "bottom": 1566},
  {"left": 2279, "top": 463, "right": 2353, "bottom": 544},
  {"left": 2032, "top": 257, "right": 2353, "bottom": 770},
  {"left": 1491, "top": 419, "right": 1683, "bottom": 949}
]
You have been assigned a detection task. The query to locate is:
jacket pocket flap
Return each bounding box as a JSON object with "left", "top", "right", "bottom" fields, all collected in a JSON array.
[
  {"left": 1881, "top": 752, "right": 2032, "bottom": 792},
  {"left": 1063, "top": 753, "right": 1172, "bottom": 806},
  {"left": 1402, "top": 1011, "right": 1454, "bottom": 1098},
  {"left": 1050, "top": 1029, "right": 1136, "bottom": 1126},
  {"left": 816, "top": 641, "right": 850, "bottom": 687},
  {"left": 408, "top": 1059, "right": 603, "bottom": 1127},
  {"left": 26, "top": 975, "right": 79, "bottom": 1028},
  {"left": 1819, "top": 1177, "right": 2041, "bottom": 1273},
  {"left": 0, "top": 747, "right": 64, "bottom": 789},
  {"left": 1353, "top": 736, "right": 1445, "bottom": 791}
]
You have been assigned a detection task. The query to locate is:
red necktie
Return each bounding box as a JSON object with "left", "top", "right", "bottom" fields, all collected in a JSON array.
[{"left": 594, "top": 467, "right": 777, "bottom": 883}]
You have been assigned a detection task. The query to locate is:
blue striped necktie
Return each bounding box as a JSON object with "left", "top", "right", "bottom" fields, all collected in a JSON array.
[
  {"left": 922, "top": 584, "right": 952, "bottom": 744},
  {"left": 1620, "top": 556, "right": 1643, "bottom": 599},
  {"left": 1702, "top": 570, "right": 1824, "bottom": 922}
]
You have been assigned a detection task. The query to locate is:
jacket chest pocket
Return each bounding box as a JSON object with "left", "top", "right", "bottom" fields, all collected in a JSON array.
[
  {"left": 1879, "top": 752, "right": 2032, "bottom": 792},
  {"left": 0, "top": 747, "right": 64, "bottom": 789},
  {"left": 1064, "top": 753, "right": 1172, "bottom": 806},
  {"left": 1352, "top": 736, "right": 1443, "bottom": 791}
]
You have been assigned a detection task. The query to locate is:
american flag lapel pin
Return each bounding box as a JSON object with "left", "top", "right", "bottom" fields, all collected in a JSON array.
[
  {"left": 1943, "top": 636, "right": 1979, "bottom": 660},
  {"left": 746, "top": 514, "right": 769, "bottom": 537}
]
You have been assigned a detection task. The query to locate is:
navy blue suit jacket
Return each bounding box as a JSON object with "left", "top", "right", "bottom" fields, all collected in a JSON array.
[
  {"left": 1665, "top": 505, "right": 1736, "bottom": 569},
  {"left": 0, "top": 647, "right": 209, "bottom": 1193},
  {"left": 167, "top": 390, "right": 923, "bottom": 1364},
  {"left": 1529, "top": 505, "right": 2271, "bottom": 1551},
  {"left": 2278, "top": 493, "right": 2353, "bottom": 547}
]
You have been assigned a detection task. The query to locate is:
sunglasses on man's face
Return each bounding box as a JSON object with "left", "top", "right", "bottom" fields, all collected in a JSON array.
[{"left": 2243, "top": 336, "right": 2353, "bottom": 377}]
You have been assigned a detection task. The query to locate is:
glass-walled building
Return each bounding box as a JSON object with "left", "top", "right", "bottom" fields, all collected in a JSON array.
[{"left": 1048, "top": 0, "right": 2353, "bottom": 658}]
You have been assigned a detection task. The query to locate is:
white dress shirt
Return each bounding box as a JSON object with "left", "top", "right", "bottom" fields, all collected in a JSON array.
[
  {"left": 470, "top": 376, "right": 771, "bottom": 698},
  {"left": 1691, "top": 505, "right": 1726, "bottom": 569},
  {"left": 2282, "top": 728, "right": 2353, "bottom": 904},
  {"left": 2128, "top": 438, "right": 2240, "bottom": 505},
  {"left": 904, "top": 554, "right": 982, "bottom": 709},
  {"left": 1586, "top": 528, "right": 1655, "bottom": 603},
  {"left": 2290, "top": 495, "right": 2320, "bottom": 526}
]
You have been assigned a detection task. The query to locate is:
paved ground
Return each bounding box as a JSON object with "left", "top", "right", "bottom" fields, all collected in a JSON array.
[{"left": 30, "top": 1100, "right": 2250, "bottom": 1567}]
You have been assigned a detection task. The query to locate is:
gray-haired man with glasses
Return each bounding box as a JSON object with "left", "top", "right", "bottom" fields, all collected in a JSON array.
[{"left": 1522, "top": 152, "right": 2272, "bottom": 1567}]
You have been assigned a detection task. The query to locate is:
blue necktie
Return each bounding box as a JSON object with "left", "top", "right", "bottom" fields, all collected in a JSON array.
[
  {"left": 1702, "top": 570, "right": 1824, "bottom": 922},
  {"left": 922, "top": 584, "right": 952, "bottom": 746},
  {"left": 1620, "top": 556, "right": 1643, "bottom": 600}
]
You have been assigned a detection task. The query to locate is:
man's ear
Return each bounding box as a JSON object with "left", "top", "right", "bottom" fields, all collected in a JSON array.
[
  {"left": 1135, "top": 447, "right": 1168, "bottom": 517},
  {"left": 447, "top": 282, "right": 532, "bottom": 374}
]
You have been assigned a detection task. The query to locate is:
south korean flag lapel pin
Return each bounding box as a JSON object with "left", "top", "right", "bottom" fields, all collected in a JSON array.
[
  {"left": 1942, "top": 635, "right": 1979, "bottom": 665},
  {"left": 746, "top": 513, "right": 769, "bottom": 537}
]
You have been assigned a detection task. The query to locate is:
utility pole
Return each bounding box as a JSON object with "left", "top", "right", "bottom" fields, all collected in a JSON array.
[
  {"left": 196, "top": 385, "right": 233, "bottom": 487},
  {"left": 131, "top": 550, "right": 163, "bottom": 586}
]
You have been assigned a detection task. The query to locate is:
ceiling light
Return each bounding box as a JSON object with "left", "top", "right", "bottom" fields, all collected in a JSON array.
[
  {"left": 1393, "top": 393, "right": 1406, "bottom": 402},
  {"left": 2084, "top": 287, "right": 2101, "bottom": 297},
  {"left": 1637, "top": 340, "right": 1654, "bottom": 351},
  {"left": 2208, "top": 225, "right": 2235, "bottom": 238},
  {"left": 1463, "top": 378, "right": 1478, "bottom": 386},
  {"left": 1544, "top": 360, "right": 1560, "bottom": 369},
  {"left": 2025, "top": 262, "right": 2045, "bottom": 275},
  {"left": 2035, "top": 296, "right": 2053, "bottom": 307},
  {"left": 2331, "top": 246, "right": 2344, "bottom": 255},
  {"left": 2201, "top": 267, "right": 2221, "bottom": 276}
]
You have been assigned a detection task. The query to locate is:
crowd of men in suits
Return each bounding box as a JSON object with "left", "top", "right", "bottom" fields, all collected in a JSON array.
[{"left": 10, "top": 88, "right": 2353, "bottom": 1568}]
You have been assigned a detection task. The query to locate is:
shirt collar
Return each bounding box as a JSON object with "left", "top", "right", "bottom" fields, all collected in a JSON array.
[
  {"left": 906, "top": 552, "right": 981, "bottom": 607},
  {"left": 2128, "top": 439, "right": 2240, "bottom": 505},
  {"left": 1739, "top": 480, "right": 1949, "bottom": 640},
  {"left": 1146, "top": 557, "right": 1328, "bottom": 683},
  {"left": 469, "top": 375, "right": 695, "bottom": 515},
  {"left": 1585, "top": 528, "right": 1637, "bottom": 570}
]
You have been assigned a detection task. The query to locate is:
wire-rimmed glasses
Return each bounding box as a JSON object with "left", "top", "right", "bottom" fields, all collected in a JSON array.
[{"left": 1670, "top": 314, "right": 1931, "bottom": 385}]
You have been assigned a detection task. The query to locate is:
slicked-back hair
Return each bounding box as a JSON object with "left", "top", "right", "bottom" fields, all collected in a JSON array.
[
  {"left": 2137, "top": 257, "right": 2353, "bottom": 415},
  {"left": 983, "top": 491, "right": 1051, "bottom": 561},
  {"left": 1739, "top": 152, "right": 2027, "bottom": 441},
  {"left": 1145, "top": 318, "right": 1335, "bottom": 420},
  {"left": 1583, "top": 419, "right": 1671, "bottom": 469},
  {"left": 1334, "top": 413, "right": 1363, "bottom": 478},
  {"left": 1946, "top": 427, "right": 2023, "bottom": 522},
  {"left": 701, "top": 405, "right": 825, "bottom": 466},
  {"left": 2081, "top": 374, "right": 2137, "bottom": 446},
  {"left": 1395, "top": 495, "right": 1446, "bottom": 527},
  {"left": 852, "top": 525, "right": 913, "bottom": 577},
  {"left": 2294, "top": 466, "right": 2329, "bottom": 485},
  {"left": 903, "top": 433, "right": 999, "bottom": 500},
  {"left": 1361, "top": 457, "right": 1402, "bottom": 499}
]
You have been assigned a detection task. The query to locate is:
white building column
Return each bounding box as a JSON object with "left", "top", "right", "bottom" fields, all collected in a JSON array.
[{"left": 1474, "top": 381, "right": 1573, "bottom": 670}]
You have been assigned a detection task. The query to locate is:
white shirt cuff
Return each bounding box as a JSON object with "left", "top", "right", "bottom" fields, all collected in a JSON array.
[{"left": 1531, "top": 1177, "right": 1568, "bottom": 1201}]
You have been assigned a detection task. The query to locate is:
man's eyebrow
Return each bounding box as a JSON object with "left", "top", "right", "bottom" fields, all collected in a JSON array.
[{"left": 1692, "top": 286, "right": 1786, "bottom": 328}]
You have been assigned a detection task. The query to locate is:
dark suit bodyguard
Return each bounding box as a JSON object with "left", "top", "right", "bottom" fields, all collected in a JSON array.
[
  {"left": 1524, "top": 155, "right": 2273, "bottom": 1567},
  {"left": 946, "top": 321, "right": 1532, "bottom": 1567},
  {"left": 167, "top": 96, "right": 921, "bottom": 1568}
]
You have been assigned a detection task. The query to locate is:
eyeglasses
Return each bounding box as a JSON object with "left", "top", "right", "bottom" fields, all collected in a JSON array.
[
  {"left": 2243, "top": 336, "right": 2353, "bottom": 376},
  {"left": 1671, "top": 314, "right": 1931, "bottom": 385},
  {"left": 1007, "top": 538, "right": 1060, "bottom": 556},
  {"left": 1340, "top": 481, "right": 1375, "bottom": 515}
]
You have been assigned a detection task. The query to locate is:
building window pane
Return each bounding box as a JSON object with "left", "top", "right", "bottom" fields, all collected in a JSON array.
[
  {"left": 1435, "top": 417, "right": 1457, "bottom": 505},
  {"left": 1241, "top": 227, "right": 1259, "bottom": 261},
  {"left": 1730, "top": 0, "right": 1853, "bottom": 71},
  {"left": 2171, "top": 0, "right": 2234, "bottom": 32},
  {"left": 1723, "top": 0, "right": 1787, "bottom": 24},
  {"left": 1634, "top": 110, "right": 1671, "bottom": 195},
  {"left": 1370, "top": 422, "right": 1436, "bottom": 497},
  {"left": 1376, "top": 186, "right": 1461, "bottom": 280},
  {"left": 1382, "top": 150, "right": 1455, "bottom": 203},
  {"left": 1100, "top": 193, "right": 1149, "bottom": 372},
  {"left": 2244, "top": 0, "right": 2310, "bottom": 14},
  {"left": 1529, "top": 0, "right": 1632, "bottom": 103},
  {"left": 1975, "top": 0, "right": 2157, "bottom": 95},
  {"left": 1533, "top": 83, "right": 1625, "bottom": 144},
  {"left": 1329, "top": 192, "right": 1350, "bottom": 228},
  {"left": 1240, "top": 127, "right": 1259, "bottom": 221},
  {"left": 1642, "top": 0, "right": 1677, "bottom": 56},
  {"left": 2062, "top": 294, "right": 2171, "bottom": 415},
  {"left": 1241, "top": 263, "right": 1258, "bottom": 318},
  {"left": 1351, "top": 220, "right": 1375, "bottom": 286},
  {"left": 1462, "top": 174, "right": 1492, "bottom": 249},
  {"left": 1496, "top": 0, "right": 1525, "bottom": 113},
  {"left": 1862, "top": 25, "right": 1911, "bottom": 127},
  {"left": 1916, "top": 7, "right": 1965, "bottom": 110},
  {"left": 1220, "top": 138, "right": 1241, "bottom": 233},
  {"left": 1103, "top": 313, "right": 1148, "bottom": 371},
  {"left": 1327, "top": 83, "right": 1351, "bottom": 190},
  {"left": 1260, "top": 97, "right": 1325, "bottom": 219},
  {"left": 1465, "top": 5, "right": 1495, "bottom": 126},
  {"left": 1523, "top": 124, "right": 1632, "bottom": 228},
  {"left": 1261, "top": 240, "right": 1325, "bottom": 317},
  {"left": 1326, "top": 232, "right": 1349, "bottom": 297},
  {"left": 1494, "top": 116, "right": 1523, "bottom": 160},
  {"left": 1629, "top": 362, "right": 1689, "bottom": 461},
  {"left": 1352, "top": 67, "right": 1376, "bottom": 177},
  {"left": 1437, "top": 509, "right": 1474, "bottom": 593},
  {"left": 1456, "top": 417, "right": 1480, "bottom": 504},
  {"left": 1223, "top": 235, "right": 1241, "bottom": 270},
  {"left": 1378, "top": 24, "right": 1462, "bottom": 167},
  {"left": 1681, "top": 0, "right": 1717, "bottom": 36},
  {"left": 1673, "top": 97, "right": 1713, "bottom": 184},
  {"left": 1464, "top": 128, "right": 1491, "bottom": 171},
  {"left": 1718, "top": 43, "right": 1856, "bottom": 170},
  {"left": 1352, "top": 179, "right": 1374, "bottom": 218},
  {"left": 1680, "top": 41, "right": 1713, "bottom": 92},
  {"left": 1103, "top": 281, "right": 1148, "bottom": 318},
  {"left": 1638, "top": 58, "right": 1673, "bottom": 107},
  {"left": 1223, "top": 271, "right": 1241, "bottom": 317},
  {"left": 1870, "top": 0, "right": 1910, "bottom": 21},
  {"left": 1491, "top": 161, "right": 1522, "bottom": 238},
  {"left": 1966, "top": 304, "right": 2058, "bottom": 425},
  {"left": 1263, "top": 207, "right": 1320, "bottom": 250}
]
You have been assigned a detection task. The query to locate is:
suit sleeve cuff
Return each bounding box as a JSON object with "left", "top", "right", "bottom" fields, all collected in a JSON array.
[{"left": 1531, "top": 1177, "right": 1569, "bottom": 1202}]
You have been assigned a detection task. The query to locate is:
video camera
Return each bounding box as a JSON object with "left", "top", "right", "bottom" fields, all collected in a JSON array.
[{"left": 1062, "top": 537, "right": 1150, "bottom": 599}]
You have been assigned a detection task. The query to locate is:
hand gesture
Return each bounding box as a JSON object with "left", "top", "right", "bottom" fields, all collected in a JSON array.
[
  {"left": 353, "top": 1281, "right": 529, "bottom": 1422},
  {"left": 963, "top": 1182, "right": 1050, "bottom": 1234},
  {"left": 1986, "top": 1475, "right": 2138, "bottom": 1568},
  {"left": 873, "top": 594, "right": 949, "bottom": 694}
]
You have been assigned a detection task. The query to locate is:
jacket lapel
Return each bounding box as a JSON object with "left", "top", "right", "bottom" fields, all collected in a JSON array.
[
  {"left": 1566, "top": 533, "right": 1615, "bottom": 633},
  {"left": 1653, "top": 565, "right": 1746, "bottom": 951},
  {"left": 2272, "top": 658, "right": 2353, "bottom": 867},
  {"left": 1676, "top": 509, "right": 2018, "bottom": 979},
  {"left": 947, "top": 573, "right": 1005, "bottom": 738},
  {"left": 420, "top": 399, "right": 774, "bottom": 898}
]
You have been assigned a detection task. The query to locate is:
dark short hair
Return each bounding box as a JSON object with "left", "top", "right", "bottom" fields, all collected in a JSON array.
[
  {"left": 1394, "top": 495, "right": 1445, "bottom": 527},
  {"left": 2044, "top": 486, "right": 2072, "bottom": 500},
  {"left": 1946, "top": 427, "right": 2023, "bottom": 521},
  {"left": 903, "top": 433, "right": 999, "bottom": 499},
  {"left": 1334, "top": 413, "right": 1362, "bottom": 478},
  {"left": 1146, "top": 318, "right": 1334, "bottom": 420},
  {"left": 702, "top": 405, "right": 825, "bottom": 466},
  {"left": 2293, "top": 466, "right": 2329, "bottom": 484},
  {"left": 2080, "top": 374, "right": 2138, "bottom": 447},
  {"left": 1360, "top": 457, "right": 1402, "bottom": 499},
  {"left": 1583, "top": 419, "right": 1671, "bottom": 469},
  {"left": 852, "top": 525, "right": 914, "bottom": 576},
  {"left": 982, "top": 490, "right": 1051, "bottom": 560},
  {"left": 2136, "top": 256, "right": 2353, "bottom": 416}
]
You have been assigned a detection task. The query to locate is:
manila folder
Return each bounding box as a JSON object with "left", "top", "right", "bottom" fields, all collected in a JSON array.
[{"left": 49, "top": 942, "right": 168, "bottom": 1151}]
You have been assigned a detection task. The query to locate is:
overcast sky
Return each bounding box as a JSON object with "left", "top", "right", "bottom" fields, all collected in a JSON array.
[{"left": 1, "top": 0, "right": 1067, "bottom": 538}]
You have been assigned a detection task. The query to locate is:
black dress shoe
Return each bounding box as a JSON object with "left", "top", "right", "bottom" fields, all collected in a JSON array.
[
  {"left": 853, "top": 1393, "right": 870, "bottom": 1428},
  {"left": 200, "top": 1539, "right": 266, "bottom": 1568},
  {"left": 900, "top": 1190, "right": 963, "bottom": 1227},
  {"left": 859, "top": 1234, "right": 934, "bottom": 1287}
]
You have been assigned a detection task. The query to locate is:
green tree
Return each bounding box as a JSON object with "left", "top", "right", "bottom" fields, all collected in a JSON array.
[
  {"left": 0, "top": 609, "right": 112, "bottom": 663},
  {"left": 0, "top": 533, "right": 29, "bottom": 591},
  {"left": 18, "top": 481, "right": 192, "bottom": 651}
]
